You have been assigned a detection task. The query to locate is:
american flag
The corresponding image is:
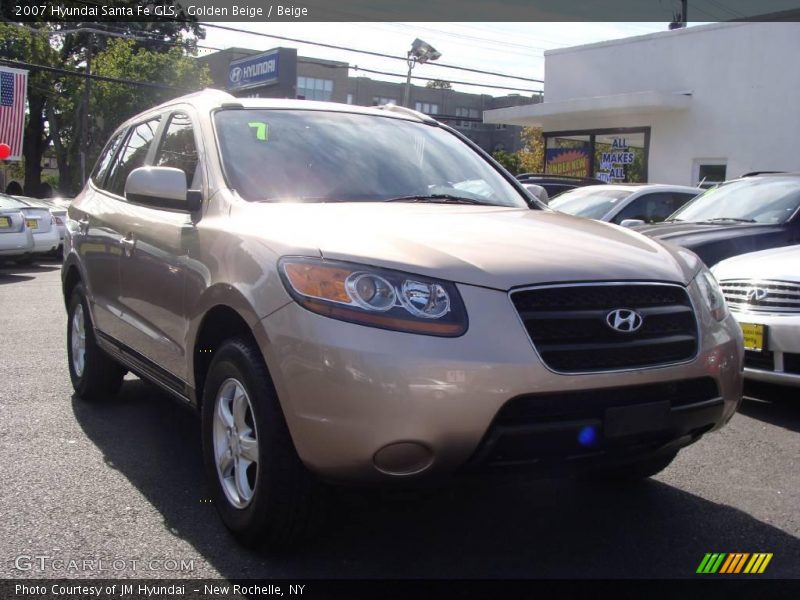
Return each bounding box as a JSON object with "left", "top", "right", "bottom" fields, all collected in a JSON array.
[{"left": 0, "top": 67, "right": 28, "bottom": 161}]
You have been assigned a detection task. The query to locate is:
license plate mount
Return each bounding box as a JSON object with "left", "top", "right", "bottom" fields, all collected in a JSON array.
[{"left": 605, "top": 401, "right": 671, "bottom": 438}]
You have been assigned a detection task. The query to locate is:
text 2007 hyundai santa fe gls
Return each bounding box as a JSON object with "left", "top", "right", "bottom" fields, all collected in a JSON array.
[{"left": 62, "top": 90, "right": 743, "bottom": 546}]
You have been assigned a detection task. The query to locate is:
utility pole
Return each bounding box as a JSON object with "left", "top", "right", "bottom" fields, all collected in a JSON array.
[
  {"left": 80, "top": 35, "right": 91, "bottom": 186},
  {"left": 669, "top": 0, "right": 688, "bottom": 29}
]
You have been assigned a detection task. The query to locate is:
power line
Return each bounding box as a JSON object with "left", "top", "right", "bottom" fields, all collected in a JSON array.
[
  {"left": 0, "top": 58, "right": 196, "bottom": 91},
  {"left": 199, "top": 22, "right": 544, "bottom": 84}
]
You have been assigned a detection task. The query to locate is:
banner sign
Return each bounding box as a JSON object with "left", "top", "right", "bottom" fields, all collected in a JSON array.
[
  {"left": 228, "top": 50, "right": 280, "bottom": 91},
  {"left": 595, "top": 137, "right": 635, "bottom": 183},
  {"left": 545, "top": 147, "right": 590, "bottom": 178},
  {"left": 0, "top": 67, "right": 28, "bottom": 161}
]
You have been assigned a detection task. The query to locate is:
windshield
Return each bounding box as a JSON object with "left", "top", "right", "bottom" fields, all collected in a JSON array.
[
  {"left": 669, "top": 177, "right": 800, "bottom": 224},
  {"left": 548, "top": 187, "right": 634, "bottom": 219},
  {"left": 214, "top": 109, "right": 528, "bottom": 208}
]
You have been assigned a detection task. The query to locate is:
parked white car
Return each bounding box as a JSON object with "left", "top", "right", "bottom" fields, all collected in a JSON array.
[
  {"left": 6, "top": 195, "right": 60, "bottom": 258},
  {"left": 15, "top": 196, "right": 67, "bottom": 254},
  {"left": 549, "top": 184, "right": 702, "bottom": 226},
  {"left": 0, "top": 195, "right": 34, "bottom": 261},
  {"left": 712, "top": 245, "right": 800, "bottom": 387}
]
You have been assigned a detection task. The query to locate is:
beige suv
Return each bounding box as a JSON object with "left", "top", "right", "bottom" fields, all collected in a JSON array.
[{"left": 63, "top": 90, "right": 743, "bottom": 547}]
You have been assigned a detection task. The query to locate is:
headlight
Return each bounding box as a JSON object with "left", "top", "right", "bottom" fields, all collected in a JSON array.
[
  {"left": 694, "top": 267, "right": 728, "bottom": 321},
  {"left": 279, "top": 257, "right": 468, "bottom": 336}
]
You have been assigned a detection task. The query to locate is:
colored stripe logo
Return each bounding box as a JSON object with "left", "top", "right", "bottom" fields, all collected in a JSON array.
[{"left": 697, "top": 553, "right": 773, "bottom": 574}]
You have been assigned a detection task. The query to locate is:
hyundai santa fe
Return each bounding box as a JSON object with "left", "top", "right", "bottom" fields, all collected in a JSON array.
[{"left": 63, "top": 90, "right": 744, "bottom": 547}]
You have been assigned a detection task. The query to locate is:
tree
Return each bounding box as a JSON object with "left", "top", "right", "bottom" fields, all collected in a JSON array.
[
  {"left": 492, "top": 127, "right": 545, "bottom": 175},
  {"left": 0, "top": 23, "right": 60, "bottom": 196},
  {"left": 1, "top": 11, "right": 207, "bottom": 195},
  {"left": 517, "top": 127, "right": 545, "bottom": 173},
  {"left": 426, "top": 79, "right": 452, "bottom": 90},
  {"left": 492, "top": 150, "right": 522, "bottom": 174},
  {"left": 60, "top": 38, "right": 211, "bottom": 192}
]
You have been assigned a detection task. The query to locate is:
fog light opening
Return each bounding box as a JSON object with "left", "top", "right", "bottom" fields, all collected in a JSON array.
[
  {"left": 577, "top": 425, "right": 599, "bottom": 448},
  {"left": 373, "top": 442, "right": 434, "bottom": 476}
]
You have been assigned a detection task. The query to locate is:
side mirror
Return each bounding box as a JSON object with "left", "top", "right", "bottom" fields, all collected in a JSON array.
[
  {"left": 620, "top": 218, "right": 646, "bottom": 228},
  {"left": 125, "top": 167, "right": 201, "bottom": 212}
]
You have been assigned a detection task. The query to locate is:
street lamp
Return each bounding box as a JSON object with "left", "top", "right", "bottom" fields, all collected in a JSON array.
[{"left": 403, "top": 38, "right": 441, "bottom": 108}]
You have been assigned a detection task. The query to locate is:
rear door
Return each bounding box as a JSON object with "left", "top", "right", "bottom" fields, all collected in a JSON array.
[
  {"left": 116, "top": 109, "right": 202, "bottom": 382},
  {"left": 70, "top": 127, "right": 129, "bottom": 337}
]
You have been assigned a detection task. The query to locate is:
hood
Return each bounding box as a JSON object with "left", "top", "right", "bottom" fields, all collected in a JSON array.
[
  {"left": 633, "top": 220, "right": 789, "bottom": 242},
  {"left": 632, "top": 220, "right": 793, "bottom": 266},
  {"left": 712, "top": 244, "right": 800, "bottom": 283},
  {"left": 232, "top": 202, "right": 699, "bottom": 290}
]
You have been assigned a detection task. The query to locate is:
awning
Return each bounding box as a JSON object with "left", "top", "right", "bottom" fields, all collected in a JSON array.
[{"left": 483, "top": 90, "right": 692, "bottom": 127}]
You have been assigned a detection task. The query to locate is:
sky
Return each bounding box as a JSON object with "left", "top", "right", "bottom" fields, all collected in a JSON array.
[{"left": 198, "top": 22, "right": 700, "bottom": 97}]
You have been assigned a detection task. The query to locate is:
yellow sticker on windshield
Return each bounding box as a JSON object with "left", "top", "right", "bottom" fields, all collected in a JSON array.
[{"left": 248, "top": 122, "right": 268, "bottom": 141}]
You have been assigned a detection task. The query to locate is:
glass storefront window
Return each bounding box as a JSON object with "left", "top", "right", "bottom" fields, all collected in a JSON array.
[
  {"left": 545, "top": 135, "right": 591, "bottom": 178},
  {"left": 544, "top": 128, "right": 649, "bottom": 182}
]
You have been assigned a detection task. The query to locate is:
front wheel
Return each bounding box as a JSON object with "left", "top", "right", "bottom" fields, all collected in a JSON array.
[
  {"left": 201, "top": 337, "right": 324, "bottom": 548},
  {"left": 67, "top": 284, "right": 126, "bottom": 401}
]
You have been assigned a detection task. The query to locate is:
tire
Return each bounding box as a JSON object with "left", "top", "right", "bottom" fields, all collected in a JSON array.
[
  {"left": 67, "top": 284, "right": 125, "bottom": 401},
  {"left": 587, "top": 450, "right": 678, "bottom": 483},
  {"left": 201, "top": 337, "right": 324, "bottom": 548}
]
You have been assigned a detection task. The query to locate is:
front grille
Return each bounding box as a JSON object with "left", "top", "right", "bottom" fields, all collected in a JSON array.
[
  {"left": 720, "top": 279, "right": 800, "bottom": 313},
  {"left": 511, "top": 283, "right": 698, "bottom": 372},
  {"left": 744, "top": 350, "right": 774, "bottom": 371}
]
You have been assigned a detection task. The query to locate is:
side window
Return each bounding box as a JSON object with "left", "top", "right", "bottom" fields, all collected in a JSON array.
[
  {"left": 672, "top": 192, "right": 698, "bottom": 214},
  {"left": 91, "top": 130, "right": 125, "bottom": 189},
  {"left": 106, "top": 117, "right": 161, "bottom": 197},
  {"left": 613, "top": 193, "right": 681, "bottom": 224},
  {"left": 612, "top": 196, "right": 649, "bottom": 223},
  {"left": 153, "top": 112, "right": 199, "bottom": 187}
]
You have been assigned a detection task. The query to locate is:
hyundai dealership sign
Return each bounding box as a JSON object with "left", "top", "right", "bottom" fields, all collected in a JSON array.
[{"left": 228, "top": 50, "right": 280, "bottom": 91}]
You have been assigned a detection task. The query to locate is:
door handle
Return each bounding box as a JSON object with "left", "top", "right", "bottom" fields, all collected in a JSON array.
[{"left": 120, "top": 233, "right": 136, "bottom": 256}]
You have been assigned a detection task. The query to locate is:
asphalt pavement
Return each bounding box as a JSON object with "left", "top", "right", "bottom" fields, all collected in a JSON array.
[{"left": 0, "top": 261, "right": 798, "bottom": 580}]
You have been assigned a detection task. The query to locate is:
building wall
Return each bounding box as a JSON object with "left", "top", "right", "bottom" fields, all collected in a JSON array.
[{"left": 540, "top": 22, "right": 800, "bottom": 184}]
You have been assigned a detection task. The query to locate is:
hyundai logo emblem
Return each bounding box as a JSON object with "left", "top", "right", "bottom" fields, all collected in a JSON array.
[
  {"left": 746, "top": 287, "right": 769, "bottom": 302},
  {"left": 606, "top": 309, "right": 644, "bottom": 333},
  {"left": 229, "top": 66, "right": 242, "bottom": 84}
]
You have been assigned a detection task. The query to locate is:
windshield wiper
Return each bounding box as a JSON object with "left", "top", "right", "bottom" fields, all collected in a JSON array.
[
  {"left": 662, "top": 218, "right": 684, "bottom": 223},
  {"left": 385, "top": 194, "right": 494, "bottom": 206},
  {"left": 702, "top": 217, "right": 757, "bottom": 223}
]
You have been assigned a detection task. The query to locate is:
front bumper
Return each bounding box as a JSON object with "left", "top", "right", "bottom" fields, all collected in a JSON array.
[
  {"left": 730, "top": 310, "right": 800, "bottom": 387},
  {"left": 256, "top": 283, "right": 744, "bottom": 483}
]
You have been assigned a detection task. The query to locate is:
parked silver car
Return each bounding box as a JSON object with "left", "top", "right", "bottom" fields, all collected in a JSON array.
[
  {"left": 63, "top": 90, "right": 743, "bottom": 547},
  {"left": 0, "top": 195, "right": 34, "bottom": 261},
  {"left": 712, "top": 245, "right": 800, "bottom": 387},
  {"left": 549, "top": 184, "right": 701, "bottom": 226}
]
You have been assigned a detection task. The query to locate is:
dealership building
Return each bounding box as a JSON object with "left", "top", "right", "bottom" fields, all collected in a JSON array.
[
  {"left": 484, "top": 22, "right": 800, "bottom": 187},
  {"left": 199, "top": 47, "right": 538, "bottom": 154}
]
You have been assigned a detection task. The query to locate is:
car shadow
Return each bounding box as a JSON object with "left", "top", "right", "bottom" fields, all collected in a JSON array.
[
  {"left": 740, "top": 382, "right": 800, "bottom": 434},
  {"left": 0, "top": 273, "right": 35, "bottom": 285},
  {"left": 72, "top": 379, "right": 800, "bottom": 580}
]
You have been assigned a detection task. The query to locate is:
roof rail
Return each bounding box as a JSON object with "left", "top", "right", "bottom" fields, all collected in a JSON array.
[
  {"left": 375, "top": 103, "right": 435, "bottom": 123},
  {"left": 741, "top": 171, "right": 786, "bottom": 177}
]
